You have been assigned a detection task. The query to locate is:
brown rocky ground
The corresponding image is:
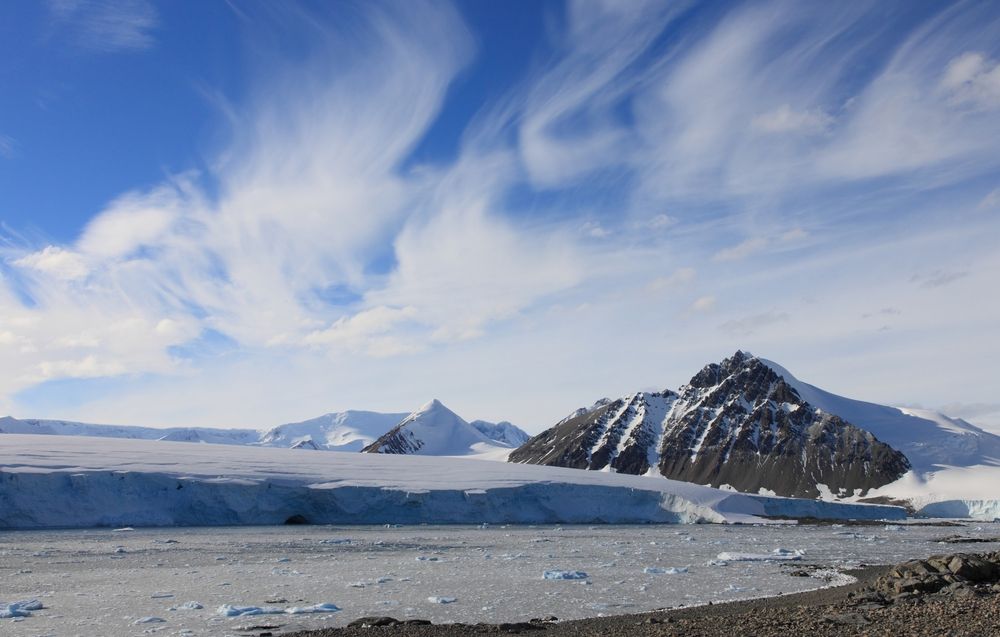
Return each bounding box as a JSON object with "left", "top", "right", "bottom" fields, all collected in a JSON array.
[{"left": 278, "top": 552, "right": 1000, "bottom": 637}]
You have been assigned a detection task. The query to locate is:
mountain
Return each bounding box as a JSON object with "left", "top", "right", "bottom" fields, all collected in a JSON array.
[
  {"left": 510, "top": 351, "right": 913, "bottom": 499},
  {"left": 362, "top": 399, "right": 514, "bottom": 457},
  {"left": 0, "top": 408, "right": 526, "bottom": 458},
  {"left": 469, "top": 420, "right": 530, "bottom": 447},
  {"left": 759, "top": 358, "right": 1000, "bottom": 473},
  {"left": 0, "top": 416, "right": 260, "bottom": 446},
  {"left": 258, "top": 410, "right": 408, "bottom": 452}
]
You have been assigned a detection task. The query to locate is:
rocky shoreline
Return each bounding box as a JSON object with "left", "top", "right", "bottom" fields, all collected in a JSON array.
[{"left": 281, "top": 552, "right": 1000, "bottom": 637}]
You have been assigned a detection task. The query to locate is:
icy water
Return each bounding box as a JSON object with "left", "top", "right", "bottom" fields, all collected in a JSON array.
[{"left": 3, "top": 522, "right": 1000, "bottom": 637}]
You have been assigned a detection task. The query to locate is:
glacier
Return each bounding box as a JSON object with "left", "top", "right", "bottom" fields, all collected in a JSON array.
[{"left": 0, "top": 434, "right": 904, "bottom": 529}]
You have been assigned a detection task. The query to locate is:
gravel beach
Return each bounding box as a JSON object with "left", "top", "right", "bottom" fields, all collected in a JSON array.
[{"left": 283, "top": 554, "right": 1000, "bottom": 637}]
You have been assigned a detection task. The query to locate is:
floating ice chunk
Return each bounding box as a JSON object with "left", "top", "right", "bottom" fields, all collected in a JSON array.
[
  {"left": 113, "top": 527, "right": 135, "bottom": 532},
  {"left": 644, "top": 566, "right": 688, "bottom": 574},
  {"left": 218, "top": 602, "right": 340, "bottom": 617},
  {"left": 150, "top": 592, "right": 173, "bottom": 599},
  {"left": 884, "top": 524, "right": 905, "bottom": 532},
  {"left": 726, "top": 584, "right": 750, "bottom": 592},
  {"left": 133, "top": 616, "right": 166, "bottom": 624},
  {"left": 218, "top": 604, "right": 283, "bottom": 617},
  {"left": 114, "top": 547, "right": 127, "bottom": 554},
  {"left": 416, "top": 556, "right": 442, "bottom": 562},
  {"left": 427, "top": 596, "right": 457, "bottom": 604},
  {"left": 706, "top": 559, "right": 729, "bottom": 567},
  {"left": 276, "top": 557, "right": 291, "bottom": 563},
  {"left": 543, "top": 570, "right": 588, "bottom": 580},
  {"left": 173, "top": 601, "right": 203, "bottom": 611},
  {"left": 319, "top": 538, "right": 352, "bottom": 545},
  {"left": 0, "top": 600, "right": 43, "bottom": 618},
  {"left": 716, "top": 549, "right": 804, "bottom": 562},
  {"left": 375, "top": 577, "right": 392, "bottom": 583},
  {"left": 286, "top": 603, "right": 341, "bottom": 614}
]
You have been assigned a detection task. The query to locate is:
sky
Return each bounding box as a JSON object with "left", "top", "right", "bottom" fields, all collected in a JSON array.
[{"left": 1, "top": 0, "right": 999, "bottom": 434}]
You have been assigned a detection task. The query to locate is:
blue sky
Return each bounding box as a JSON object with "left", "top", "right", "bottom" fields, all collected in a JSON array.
[{"left": 1, "top": 0, "right": 999, "bottom": 433}]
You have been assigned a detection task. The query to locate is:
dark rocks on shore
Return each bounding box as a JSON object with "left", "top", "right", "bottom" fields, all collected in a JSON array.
[{"left": 865, "top": 551, "right": 1000, "bottom": 601}]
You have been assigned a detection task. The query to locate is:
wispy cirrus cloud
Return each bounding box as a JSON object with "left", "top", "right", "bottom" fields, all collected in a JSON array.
[
  {"left": 47, "top": 0, "right": 159, "bottom": 53},
  {"left": 2, "top": 0, "right": 999, "bottom": 429}
]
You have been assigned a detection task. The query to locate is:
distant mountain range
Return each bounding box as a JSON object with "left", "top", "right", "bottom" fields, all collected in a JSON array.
[
  {"left": 510, "top": 351, "right": 1000, "bottom": 507},
  {"left": 2, "top": 350, "right": 997, "bottom": 513},
  {"left": 0, "top": 405, "right": 529, "bottom": 458}
]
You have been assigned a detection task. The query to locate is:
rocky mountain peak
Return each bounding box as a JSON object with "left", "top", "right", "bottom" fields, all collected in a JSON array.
[{"left": 511, "top": 351, "right": 911, "bottom": 498}]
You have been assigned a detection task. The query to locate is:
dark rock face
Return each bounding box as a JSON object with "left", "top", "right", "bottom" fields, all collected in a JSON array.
[
  {"left": 361, "top": 425, "right": 423, "bottom": 454},
  {"left": 511, "top": 351, "right": 911, "bottom": 499},
  {"left": 508, "top": 392, "right": 676, "bottom": 476}
]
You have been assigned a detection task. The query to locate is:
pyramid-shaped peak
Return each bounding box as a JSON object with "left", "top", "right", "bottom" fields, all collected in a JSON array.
[{"left": 418, "top": 398, "right": 449, "bottom": 413}]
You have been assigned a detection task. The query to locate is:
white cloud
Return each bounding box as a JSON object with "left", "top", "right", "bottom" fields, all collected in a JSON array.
[
  {"left": 713, "top": 237, "right": 768, "bottom": 262},
  {"left": 780, "top": 228, "right": 809, "bottom": 242},
  {"left": 691, "top": 296, "right": 716, "bottom": 312},
  {"left": 941, "top": 52, "right": 1000, "bottom": 110},
  {"left": 648, "top": 267, "right": 696, "bottom": 291},
  {"left": 645, "top": 214, "right": 676, "bottom": 230},
  {"left": 0, "top": 134, "right": 15, "bottom": 159},
  {"left": 14, "top": 246, "right": 89, "bottom": 281},
  {"left": 77, "top": 185, "right": 182, "bottom": 258},
  {"left": 752, "top": 104, "right": 832, "bottom": 135},
  {"left": 719, "top": 310, "right": 790, "bottom": 336},
  {"left": 2, "top": 1, "right": 999, "bottom": 431},
  {"left": 580, "top": 221, "right": 611, "bottom": 238}
]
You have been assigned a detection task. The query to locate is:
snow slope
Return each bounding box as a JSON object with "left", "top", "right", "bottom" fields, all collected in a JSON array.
[
  {"left": 0, "top": 408, "right": 527, "bottom": 457},
  {"left": 258, "top": 411, "right": 408, "bottom": 452},
  {"left": 469, "top": 420, "right": 530, "bottom": 447},
  {"left": 760, "top": 358, "right": 1000, "bottom": 517},
  {"left": 362, "top": 400, "right": 514, "bottom": 458},
  {"left": 0, "top": 434, "right": 904, "bottom": 528},
  {"left": 760, "top": 359, "right": 1000, "bottom": 472},
  {"left": 0, "top": 416, "right": 259, "bottom": 446}
]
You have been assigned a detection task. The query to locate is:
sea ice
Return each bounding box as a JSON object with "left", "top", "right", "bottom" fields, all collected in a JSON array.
[
  {"left": 427, "top": 597, "right": 457, "bottom": 604},
  {"left": 218, "top": 602, "right": 340, "bottom": 616},
  {"left": 644, "top": 566, "right": 688, "bottom": 574},
  {"left": 716, "top": 549, "right": 804, "bottom": 562},
  {"left": 543, "top": 570, "right": 589, "bottom": 580},
  {"left": 133, "top": 616, "right": 166, "bottom": 624},
  {"left": 0, "top": 600, "right": 42, "bottom": 618}
]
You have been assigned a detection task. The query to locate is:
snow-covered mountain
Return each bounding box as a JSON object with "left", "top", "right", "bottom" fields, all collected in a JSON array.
[
  {"left": 362, "top": 399, "right": 515, "bottom": 458},
  {"left": 469, "top": 420, "right": 530, "bottom": 447},
  {"left": 0, "top": 416, "right": 260, "bottom": 446},
  {"left": 258, "top": 410, "right": 409, "bottom": 452},
  {"left": 510, "top": 351, "right": 911, "bottom": 499},
  {"left": 0, "top": 408, "right": 527, "bottom": 457},
  {"left": 760, "top": 358, "right": 1000, "bottom": 473}
]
